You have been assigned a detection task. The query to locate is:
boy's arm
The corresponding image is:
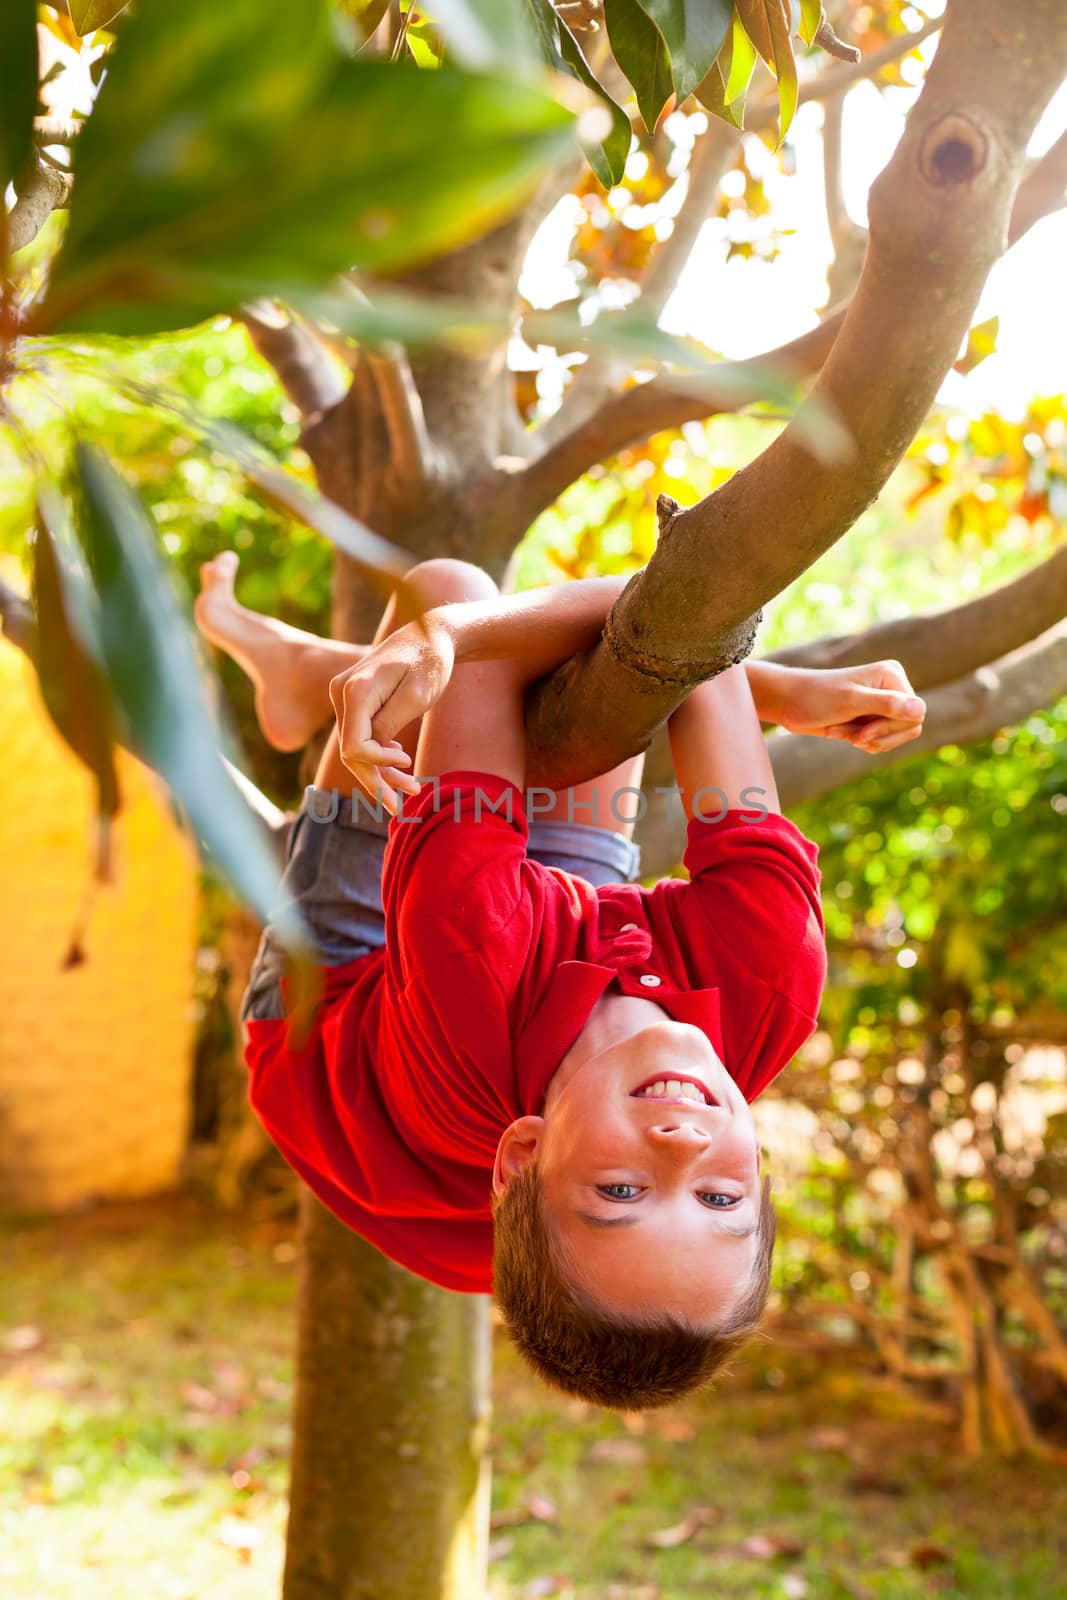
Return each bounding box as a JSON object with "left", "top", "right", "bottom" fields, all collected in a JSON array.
[{"left": 668, "top": 665, "right": 781, "bottom": 821}]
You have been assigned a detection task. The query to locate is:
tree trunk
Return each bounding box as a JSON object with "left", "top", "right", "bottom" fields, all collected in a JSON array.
[
  {"left": 283, "top": 1197, "right": 491, "bottom": 1600},
  {"left": 282, "top": 209, "right": 561, "bottom": 1600}
]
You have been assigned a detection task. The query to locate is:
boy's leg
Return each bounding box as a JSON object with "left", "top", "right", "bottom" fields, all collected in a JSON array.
[
  {"left": 196, "top": 552, "right": 366, "bottom": 751},
  {"left": 241, "top": 560, "right": 502, "bottom": 1022},
  {"left": 312, "top": 559, "right": 501, "bottom": 793}
]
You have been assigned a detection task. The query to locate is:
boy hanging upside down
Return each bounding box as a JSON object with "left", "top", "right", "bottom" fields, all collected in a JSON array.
[{"left": 196, "top": 553, "right": 926, "bottom": 1410}]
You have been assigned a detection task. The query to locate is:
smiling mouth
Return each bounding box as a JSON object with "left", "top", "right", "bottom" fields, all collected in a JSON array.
[{"left": 630, "top": 1072, "right": 718, "bottom": 1107}]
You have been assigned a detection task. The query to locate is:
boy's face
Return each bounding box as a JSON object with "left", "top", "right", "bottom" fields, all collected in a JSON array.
[{"left": 495, "top": 1004, "right": 762, "bottom": 1329}]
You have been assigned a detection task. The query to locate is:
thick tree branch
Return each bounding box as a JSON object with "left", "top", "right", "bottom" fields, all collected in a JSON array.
[
  {"left": 1009, "top": 127, "right": 1067, "bottom": 244},
  {"left": 366, "top": 347, "right": 438, "bottom": 494},
  {"left": 6, "top": 161, "right": 71, "bottom": 256},
  {"left": 635, "top": 621, "right": 1067, "bottom": 877},
  {"left": 513, "top": 311, "right": 846, "bottom": 525},
  {"left": 523, "top": 0, "right": 1067, "bottom": 788},
  {"left": 240, "top": 305, "right": 348, "bottom": 423},
  {"left": 769, "top": 538, "right": 1067, "bottom": 690}
]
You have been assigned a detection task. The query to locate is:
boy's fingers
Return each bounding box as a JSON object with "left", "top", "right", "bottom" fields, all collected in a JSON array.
[{"left": 845, "top": 685, "right": 926, "bottom": 721}]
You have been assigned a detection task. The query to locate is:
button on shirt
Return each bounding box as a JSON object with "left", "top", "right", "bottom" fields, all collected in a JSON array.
[{"left": 244, "top": 770, "right": 827, "bottom": 1294}]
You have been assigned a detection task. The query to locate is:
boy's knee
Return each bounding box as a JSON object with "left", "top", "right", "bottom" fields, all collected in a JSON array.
[{"left": 403, "top": 558, "right": 498, "bottom": 609}]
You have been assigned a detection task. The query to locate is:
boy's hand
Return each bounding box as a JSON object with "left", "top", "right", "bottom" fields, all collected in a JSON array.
[
  {"left": 768, "top": 661, "right": 927, "bottom": 752},
  {"left": 329, "top": 615, "right": 455, "bottom": 811}
]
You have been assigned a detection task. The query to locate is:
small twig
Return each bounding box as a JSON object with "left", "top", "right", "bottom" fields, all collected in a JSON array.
[
  {"left": 814, "top": 17, "right": 861, "bottom": 65},
  {"left": 6, "top": 161, "right": 72, "bottom": 255}
]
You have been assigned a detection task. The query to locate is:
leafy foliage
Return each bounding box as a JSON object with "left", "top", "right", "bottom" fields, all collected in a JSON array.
[
  {"left": 37, "top": 0, "right": 575, "bottom": 335},
  {"left": 74, "top": 444, "right": 308, "bottom": 952}
]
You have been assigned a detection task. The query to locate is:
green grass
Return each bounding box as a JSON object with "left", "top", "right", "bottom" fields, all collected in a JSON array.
[{"left": 1, "top": 1195, "right": 1064, "bottom": 1600}]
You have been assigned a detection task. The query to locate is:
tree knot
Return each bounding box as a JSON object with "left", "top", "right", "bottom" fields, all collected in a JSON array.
[{"left": 919, "top": 113, "right": 989, "bottom": 188}]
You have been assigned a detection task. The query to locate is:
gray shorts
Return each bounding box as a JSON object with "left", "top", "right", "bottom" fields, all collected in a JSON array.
[{"left": 241, "top": 785, "right": 642, "bottom": 1023}]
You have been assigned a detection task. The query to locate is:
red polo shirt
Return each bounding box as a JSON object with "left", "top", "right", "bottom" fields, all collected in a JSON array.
[{"left": 244, "top": 771, "right": 826, "bottom": 1293}]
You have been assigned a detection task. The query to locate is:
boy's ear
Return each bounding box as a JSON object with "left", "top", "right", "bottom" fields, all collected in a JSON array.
[{"left": 492, "top": 1115, "right": 546, "bottom": 1197}]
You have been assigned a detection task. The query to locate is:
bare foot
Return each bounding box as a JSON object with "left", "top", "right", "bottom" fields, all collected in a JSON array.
[{"left": 195, "top": 553, "right": 360, "bottom": 751}]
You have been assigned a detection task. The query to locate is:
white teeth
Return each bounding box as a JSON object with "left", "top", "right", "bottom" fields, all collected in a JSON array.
[{"left": 635, "top": 1080, "right": 707, "bottom": 1102}]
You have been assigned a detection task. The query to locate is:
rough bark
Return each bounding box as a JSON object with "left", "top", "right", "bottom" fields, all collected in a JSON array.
[
  {"left": 522, "top": 0, "right": 1067, "bottom": 790},
  {"left": 283, "top": 1197, "right": 491, "bottom": 1600}
]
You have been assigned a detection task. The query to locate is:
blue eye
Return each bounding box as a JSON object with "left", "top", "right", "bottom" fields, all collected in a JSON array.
[
  {"left": 597, "top": 1184, "right": 643, "bottom": 1201},
  {"left": 697, "top": 1192, "right": 741, "bottom": 1208}
]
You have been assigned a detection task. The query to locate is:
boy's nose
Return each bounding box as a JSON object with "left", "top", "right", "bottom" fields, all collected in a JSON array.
[{"left": 646, "top": 1122, "right": 710, "bottom": 1149}]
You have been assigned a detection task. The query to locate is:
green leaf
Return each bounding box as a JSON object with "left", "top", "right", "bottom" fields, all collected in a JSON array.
[
  {"left": 520, "top": 0, "right": 629, "bottom": 186},
  {"left": 604, "top": 0, "right": 675, "bottom": 134},
  {"left": 39, "top": 0, "right": 575, "bottom": 335},
  {"left": 734, "top": 0, "right": 775, "bottom": 65},
  {"left": 73, "top": 444, "right": 306, "bottom": 951},
  {"left": 723, "top": 15, "right": 759, "bottom": 106},
  {"left": 33, "top": 487, "right": 121, "bottom": 877},
  {"left": 338, "top": 0, "right": 390, "bottom": 41},
  {"left": 557, "top": 18, "right": 632, "bottom": 186},
  {"left": 69, "top": 0, "right": 129, "bottom": 35},
  {"left": 695, "top": 59, "right": 745, "bottom": 128},
  {"left": 799, "top": 0, "right": 823, "bottom": 47},
  {"left": 766, "top": 0, "right": 799, "bottom": 142},
  {"left": 427, "top": 0, "right": 537, "bottom": 69},
  {"left": 0, "top": 0, "right": 38, "bottom": 241},
  {"left": 635, "top": 0, "right": 732, "bottom": 102}
]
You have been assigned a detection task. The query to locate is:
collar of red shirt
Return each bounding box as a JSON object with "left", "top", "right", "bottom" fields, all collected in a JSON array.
[{"left": 515, "top": 957, "right": 725, "bottom": 1118}]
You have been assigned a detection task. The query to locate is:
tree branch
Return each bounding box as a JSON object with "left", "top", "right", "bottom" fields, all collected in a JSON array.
[
  {"left": 634, "top": 621, "right": 1067, "bottom": 877},
  {"left": 522, "top": 0, "right": 1067, "bottom": 789},
  {"left": 513, "top": 311, "right": 846, "bottom": 525},
  {"left": 746, "top": 15, "right": 944, "bottom": 133},
  {"left": 768, "top": 538, "right": 1067, "bottom": 691},
  {"left": 6, "top": 161, "right": 72, "bottom": 256},
  {"left": 366, "top": 347, "right": 438, "bottom": 494},
  {"left": 239, "top": 304, "right": 348, "bottom": 423},
  {"left": 1009, "top": 126, "right": 1067, "bottom": 244},
  {"left": 821, "top": 91, "right": 869, "bottom": 306},
  {"left": 638, "top": 117, "right": 739, "bottom": 323}
]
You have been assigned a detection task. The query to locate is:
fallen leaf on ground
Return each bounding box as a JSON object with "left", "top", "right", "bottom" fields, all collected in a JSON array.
[
  {"left": 658, "top": 1418, "right": 697, "bottom": 1443},
  {"left": 490, "top": 1492, "right": 558, "bottom": 1531},
  {"left": 742, "top": 1533, "right": 806, "bottom": 1560},
  {"left": 910, "top": 1543, "right": 954, "bottom": 1570},
  {"left": 212, "top": 1360, "right": 247, "bottom": 1396},
  {"left": 808, "top": 1427, "right": 850, "bottom": 1452},
  {"left": 178, "top": 1381, "right": 217, "bottom": 1412},
  {"left": 587, "top": 1437, "right": 647, "bottom": 1466},
  {"left": 3, "top": 1324, "right": 44, "bottom": 1353},
  {"left": 646, "top": 1506, "right": 720, "bottom": 1549},
  {"left": 847, "top": 1470, "right": 906, "bottom": 1496}
]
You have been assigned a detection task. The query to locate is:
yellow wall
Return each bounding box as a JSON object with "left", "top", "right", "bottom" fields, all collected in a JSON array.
[{"left": 0, "top": 638, "right": 199, "bottom": 1211}]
